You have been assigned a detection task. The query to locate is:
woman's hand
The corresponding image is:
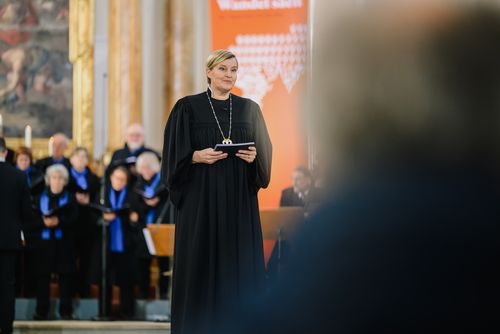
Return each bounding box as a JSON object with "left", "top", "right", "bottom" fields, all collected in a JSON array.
[
  {"left": 129, "top": 211, "right": 139, "bottom": 223},
  {"left": 103, "top": 212, "right": 116, "bottom": 221},
  {"left": 43, "top": 216, "right": 59, "bottom": 227},
  {"left": 236, "top": 146, "right": 257, "bottom": 164},
  {"left": 144, "top": 197, "right": 160, "bottom": 207},
  {"left": 76, "top": 192, "right": 90, "bottom": 205},
  {"left": 192, "top": 148, "right": 228, "bottom": 164}
]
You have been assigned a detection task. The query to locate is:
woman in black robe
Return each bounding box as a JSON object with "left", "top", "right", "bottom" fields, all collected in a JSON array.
[
  {"left": 134, "top": 152, "right": 173, "bottom": 299},
  {"left": 32, "top": 164, "right": 78, "bottom": 320},
  {"left": 89, "top": 165, "right": 141, "bottom": 319},
  {"left": 15, "top": 146, "right": 45, "bottom": 199},
  {"left": 161, "top": 49, "right": 272, "bottom": 334},
  {"left": 66, "top": 147, "right": 100, "bottom": 298}
]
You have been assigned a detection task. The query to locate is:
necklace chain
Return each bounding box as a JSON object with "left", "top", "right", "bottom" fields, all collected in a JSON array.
[{"left": 206, "top": 89, "right": 232, "bottom": 144}]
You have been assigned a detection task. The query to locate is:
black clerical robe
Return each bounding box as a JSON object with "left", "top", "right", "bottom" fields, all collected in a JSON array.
[
  {"left": 67, "top": 167, "right": 101, "bottom": 238},
  {"left": 134, "top": 176, "right": 172, "bottom": 259},
  {"left": 106, "top": 144, "right": 160, "bottom": 184},
  {"left": 67, "top": 167, "right": 101, "bottom": 297},
  {"left": 109, "top": 144, "right": 160, "bottom": 166},
  {"left": 161, "top": 91, "right": 272, "bottom": 334},
  {"left": 34, "top": 156, "right": 71, "bottom": 174},
  {"left": 32, "top": 190, "right": 78, "bottom": 274}
]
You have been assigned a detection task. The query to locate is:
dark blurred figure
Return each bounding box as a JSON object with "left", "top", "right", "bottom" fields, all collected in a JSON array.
[
  {"left": 34, "top": 133, "right": 71, "bottom": 173},
  {"left": 232, "top": 1, "right": 500, "bottom": 333},
  {"left": 14, "top": 147, "right": 44, "bottom": 297},
  {"left": 0, "top": 136, "right": 15, "bottom": 165},
  {"left": 67, "top": 147, "right": 100, "bottom": 298},
  {"left": 0, "top": 138, "right": 32, "bottom": 334}
]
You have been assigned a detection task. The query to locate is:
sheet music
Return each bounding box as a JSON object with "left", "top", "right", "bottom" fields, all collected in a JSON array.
[{"left": 143, "top": 228, "right": 157, "bottom": 255}]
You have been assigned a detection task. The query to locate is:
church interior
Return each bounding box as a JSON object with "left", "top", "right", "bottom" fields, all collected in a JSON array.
[{"left": 0, "top": 0, "right": 498, "bottom": 333}]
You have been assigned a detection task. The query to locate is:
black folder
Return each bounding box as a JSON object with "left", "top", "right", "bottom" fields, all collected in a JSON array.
[
  {"left": 214, "top": 142, "right": 255, "bottom": 155},
  {"left": 134, "top": 184, "right": 167, "bottom": 200},
  {"left": 87, "top": 203, "right": 131, "bottom": 214},
  {"left": 33, "top": 204, "right": 70, "bottom": 218}
]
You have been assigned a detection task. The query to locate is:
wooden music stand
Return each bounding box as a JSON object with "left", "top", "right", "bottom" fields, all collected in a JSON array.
[
  {"left": 260, "top": 207, "right": 305, "bottom": 241},
  {"left": 147, "top": 224, "right": 175, "bottom": 302},
  {"left": 147, "top": 224, "right": 175, "bottom": 257},
  {"left": 260, "top": 207, "right": 305, "bottom": 274}
]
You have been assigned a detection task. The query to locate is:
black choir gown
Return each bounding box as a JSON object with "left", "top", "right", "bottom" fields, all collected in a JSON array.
[{"left": 161, "top": 91, "right": 272, "bottom": 334}]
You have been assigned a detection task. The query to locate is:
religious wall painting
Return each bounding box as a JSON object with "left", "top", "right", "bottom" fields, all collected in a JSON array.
[{"left": 0, "top": 0, "right": 72, "bottom": 139}]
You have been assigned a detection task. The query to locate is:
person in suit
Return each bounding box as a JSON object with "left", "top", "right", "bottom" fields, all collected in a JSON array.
[
  {"left": 66, "top": 147, "right": 100, "bottom": 298},
  {"left": 269, "top": 166, "right": 321, "bottom": 283},
  {"left": 134, "top": 152, "right": 173, "bottom": 300},
  {"left": 0, "top": 137, "right": 32, "bottom": 334},
  {"left": 34, "top": 133, "right": 71, "bottom": 174},
  {"left": 32, "top": 164, "right": 78, "bottom": 320},
  {"left": 280, "top": 166, "right": 322, "bottom": 211}
]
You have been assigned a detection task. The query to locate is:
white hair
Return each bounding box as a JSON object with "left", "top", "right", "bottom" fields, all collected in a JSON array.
[
  {"left": 136, "top": 152, "right": 160, "bottom": 174},
  {"left": 126, "top": 123, "right": 145, "bottom": 136},
  {"left": 52, "top": 133, "right": 69, "bottom": 146},
  {"left": 45, "top": 164, "right": 69, "bottom": 186}
]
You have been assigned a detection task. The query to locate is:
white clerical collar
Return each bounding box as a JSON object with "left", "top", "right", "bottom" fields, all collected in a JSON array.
[{"left": 0, "top": 156, "right": 6, "bottom": 162}]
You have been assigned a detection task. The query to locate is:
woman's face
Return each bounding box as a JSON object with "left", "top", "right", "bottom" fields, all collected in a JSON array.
[
  {"left": 207, "top": 58, "right": 238, "bottom": 94},
  {"left": 16, "top": 153, "right": 31, "bottom": 171},
  {"left": 139, "top": 165, "right": 156, "bottom": 182},
  {"left": 70, "top": 150, "right": 88, "bottom": 171},
  {"left": 110, "top": 169, "right": 128, "bottom": 191},
  {"left": 49, "top": 172, "right": 65, "bottom": 194}
]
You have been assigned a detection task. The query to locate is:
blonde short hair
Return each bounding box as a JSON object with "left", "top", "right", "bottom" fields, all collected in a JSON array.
[
  {"left": 45, "top": 164, "right": 69, "bottom": 186},
  {"left": 136, "top": 152, "right": 160, "bottom": 175},
  {"left": 206, "top": 49, "right": 238, "bottom": 84}
]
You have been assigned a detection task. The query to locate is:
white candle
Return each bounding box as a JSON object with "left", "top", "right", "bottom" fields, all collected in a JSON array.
[
  {"left": 48, "top": 136, "right": 54, "bottom": 157},
  {"left": 0, "top": 114, "right": 3, "bottom": 136},
  {"left": 24, "top": 125, "right": 32, "bottom": 148}
]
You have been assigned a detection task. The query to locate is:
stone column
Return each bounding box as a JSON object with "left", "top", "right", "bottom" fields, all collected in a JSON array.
[
  {"left": 164, "top": 0, "right": 196, "bottom": 124},
  {"left": 107, "top": 0, "right": 142, "bottom": 152},
  {"left": 142, "top": 0, "right": 167, "bottom": 152}
]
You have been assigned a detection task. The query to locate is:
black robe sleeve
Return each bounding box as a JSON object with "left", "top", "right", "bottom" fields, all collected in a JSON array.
[
  {"left": 57, "top": 194, "right": 78, "bottom": 230},
  {"left": 250, "top": 101, "right": 272, "bottom": 191},
  {"left": 160, "top": 98, "right": 193, "bottom": 206}
]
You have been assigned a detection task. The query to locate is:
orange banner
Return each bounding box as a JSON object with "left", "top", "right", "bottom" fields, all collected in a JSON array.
[{"left": 210, "top": 0, "right": 309, "bottom": 208}]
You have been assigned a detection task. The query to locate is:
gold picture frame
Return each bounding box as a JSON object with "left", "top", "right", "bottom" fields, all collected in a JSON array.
[{"left": 4, "top": 0, "right": 94, "bottom": 160}]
